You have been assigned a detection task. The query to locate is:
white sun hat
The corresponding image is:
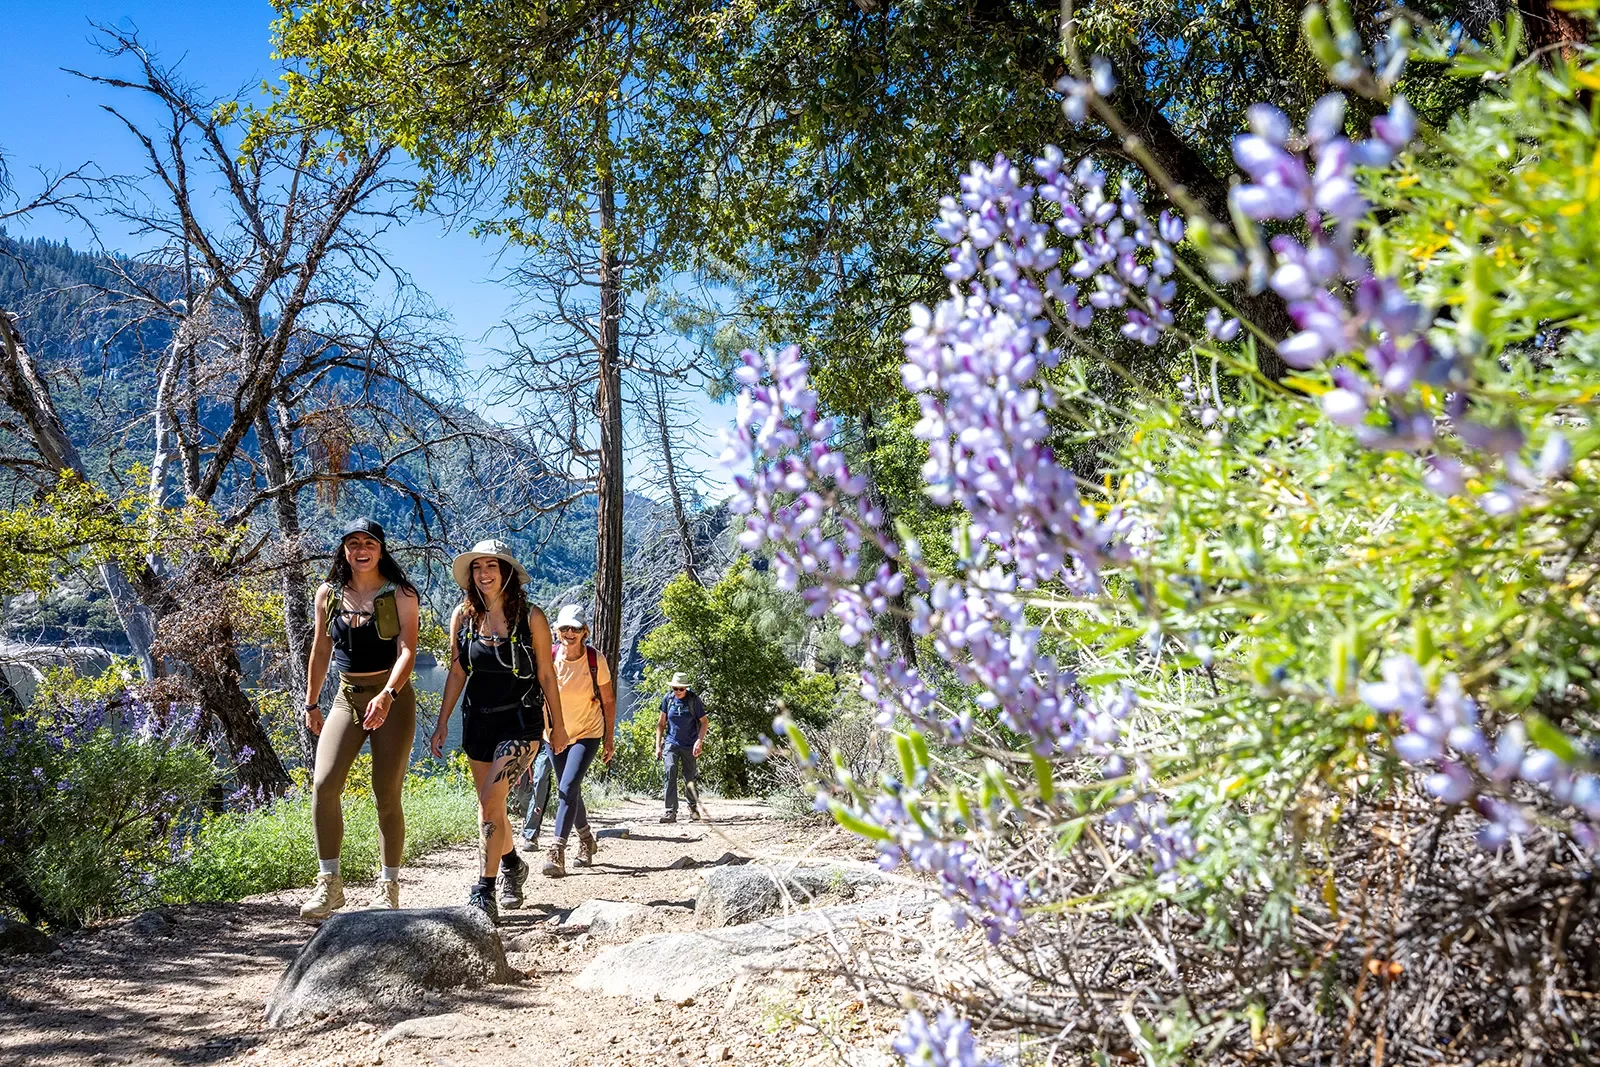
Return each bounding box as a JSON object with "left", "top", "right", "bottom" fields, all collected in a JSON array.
[
  {"left": 669, "top": 672, "right": 692, "bottom": 688},
  {"left": 450, "top": 539, "right": 531, "bottom": 589},
  {"left": 554, "top": 604, "right": 588, "bottom": 630}
]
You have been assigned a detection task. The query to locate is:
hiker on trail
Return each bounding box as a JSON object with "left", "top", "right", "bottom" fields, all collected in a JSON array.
[
  {"left": 299, "top": 518, "right": 422, "bottom": 921},
  {"left": 431, "top": 540, "right": 563, "bottom": 925},
  {"left": 543, "top": 603, "right": 616, "bottom": 878},
  {"left": 518, "top": 744, "right": 555, "bottom": 851},
  {"left": 655, "top": 672, "right": 707, "bottom": 824}
]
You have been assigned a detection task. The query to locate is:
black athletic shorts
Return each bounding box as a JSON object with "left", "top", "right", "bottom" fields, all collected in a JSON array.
[{"left": 461, "top": 703, "right": 543, "bottom": 764}]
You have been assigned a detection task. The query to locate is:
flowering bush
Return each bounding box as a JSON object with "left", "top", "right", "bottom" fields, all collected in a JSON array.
[
  {"left": 0, "top": 697, "right": 214, "bottom": 928},
  {"left": 733, "top": 11, "right": 1600, "bottom": 1065}
]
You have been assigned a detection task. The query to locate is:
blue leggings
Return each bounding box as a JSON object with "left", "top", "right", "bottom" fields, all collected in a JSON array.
[{"left": 552, "top": 737, "right": 601, "bottom": 841}]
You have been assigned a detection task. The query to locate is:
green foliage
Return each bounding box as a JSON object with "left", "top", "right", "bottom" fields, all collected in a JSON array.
[
  {"left": 31, "top": 656, "right": 144, "bottom": 711},
  {"left": 0, "top": 704, "right": 215, "bottom": 929},
  {"left": 638, "top": 559, "right": 832, "bottom": 795},
  {"left": 161, "top": 755, "right": 477, "bottom": 903}
]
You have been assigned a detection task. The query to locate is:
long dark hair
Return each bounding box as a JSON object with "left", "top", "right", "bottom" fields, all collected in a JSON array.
[
  {"left": 463, "top": 558, "right": 529, "bottom": 636},
  {"left": 325, "top": 538, "right": 418, "bottom": 597}
]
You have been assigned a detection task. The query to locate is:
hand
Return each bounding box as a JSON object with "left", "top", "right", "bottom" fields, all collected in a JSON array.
[
  {"left": 602, "top": 736, "right": 615, "bottom": 764},
  {"left": 550, "top": 727, "right": 569, "bottom": 754},
  {"left": 653, "top": 744, "right": 662, "bottom": 760},
  {"left": 429, "top": 725, "right": 447, "bottom": 758},
  {"left": 692, "top": 741, "right": 703, "bottom": 758},
  {"left": 305, "top": 705, "right": 323, "bottom": 736},
  {"left": 363, "top": 690, "right": 393, "bottom": 730}
]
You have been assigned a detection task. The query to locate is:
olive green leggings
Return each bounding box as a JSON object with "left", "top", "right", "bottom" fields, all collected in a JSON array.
[{"left": 311, "top": 678, "right": 416, "bottom": 867}]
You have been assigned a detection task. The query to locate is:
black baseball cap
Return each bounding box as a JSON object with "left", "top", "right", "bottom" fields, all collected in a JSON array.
[{"left": 340, "top": 517, "right": 386, "bottom": 545}]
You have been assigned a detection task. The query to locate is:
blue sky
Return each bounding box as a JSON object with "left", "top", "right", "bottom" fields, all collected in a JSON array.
[{"left": 0, "top": 0, "right": 732, "bottom": 494}]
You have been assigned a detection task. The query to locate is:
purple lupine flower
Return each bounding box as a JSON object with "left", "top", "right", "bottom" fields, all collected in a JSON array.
[{"left": 892, "top": 1009, "right": 998, "bottom": 1067}]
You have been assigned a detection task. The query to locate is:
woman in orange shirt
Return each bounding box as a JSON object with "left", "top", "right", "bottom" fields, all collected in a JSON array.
[{"left": 542, "top": 603, "right": 617, "bottom": 876}]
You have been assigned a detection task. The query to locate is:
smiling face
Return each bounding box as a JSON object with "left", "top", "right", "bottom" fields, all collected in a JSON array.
[
  {"left": 342, "top": 532, "right": 382, "bottom": 576},
  {"left": 557, "top": 625, "right": 584, "bottom": 649},
  {"left": 470, "top": 556, "right": 507, "bottom": 600}
]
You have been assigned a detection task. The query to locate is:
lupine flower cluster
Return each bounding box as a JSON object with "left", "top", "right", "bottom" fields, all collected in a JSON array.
[
  {"left": 1363, "top": 656, "right": 1599, "bottom": 851},
  {"left": 892, "top": 1009, "right": 998, "bottom": 1067},
  {"left": 869, "top": 790, "right": 1029, "bottom": 945}
]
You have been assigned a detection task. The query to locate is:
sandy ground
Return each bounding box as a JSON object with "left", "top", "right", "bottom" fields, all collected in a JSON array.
[{"left": 0, "top": 797, "right": 902, "bottom": 1067}]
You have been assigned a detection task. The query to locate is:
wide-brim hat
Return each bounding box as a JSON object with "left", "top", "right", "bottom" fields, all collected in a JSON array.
[
  {"left": 554, "top": 604, "right": 587, "bottom": 630},
  {"left": 451, "top": 539, "right": 531, "bottom": 589},
  {"left": 669, "top": 672, "right": 692, "bottom": 689}
]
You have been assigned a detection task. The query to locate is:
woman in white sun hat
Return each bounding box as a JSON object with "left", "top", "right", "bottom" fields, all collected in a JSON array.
[
  {"left": 431, "top": 539, "right": 563, "bottom": 925},
  {"left": 542, "top": 602, "right": 617, "bottom": 878}
]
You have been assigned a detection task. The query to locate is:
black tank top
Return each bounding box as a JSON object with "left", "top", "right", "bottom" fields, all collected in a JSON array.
[
  {"left": 330, "top": 590, "right": 399, "bottom": 674},
  {"left": 456, "top": 614, "right": 541, "bottom": 715}
]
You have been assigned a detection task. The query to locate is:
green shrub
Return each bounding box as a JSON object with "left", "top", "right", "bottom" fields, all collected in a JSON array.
[
  {"left": 0, "top": 699, "right": 215, "bottom": 929},
  {"left": 161, "top": 754, "right": 477, "bottom": 902}
]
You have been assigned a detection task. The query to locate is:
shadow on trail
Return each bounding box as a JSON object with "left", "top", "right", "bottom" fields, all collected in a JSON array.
[{"left": 0, "top": 902, "right": 302, "bottom": 1066}]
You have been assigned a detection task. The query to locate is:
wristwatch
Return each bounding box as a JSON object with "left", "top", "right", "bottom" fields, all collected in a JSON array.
[
  {"left": 382, "top": 686, "right": 398, "bottom": 700},
  {"left": 304, "top": 701, "right": 320, "bottom": 712}
]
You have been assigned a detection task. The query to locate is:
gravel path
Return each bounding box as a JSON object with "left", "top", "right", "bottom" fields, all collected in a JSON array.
[{"left": 0, "top": 797, "right": 900, "bottom": 1067}]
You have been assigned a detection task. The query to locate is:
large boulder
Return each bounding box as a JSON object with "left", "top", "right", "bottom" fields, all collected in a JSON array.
[
  {"left": 695, "top": 862, "right": 884, "bottom": 927},
  {"left": 0, "top": 916, "right": 58, "bottom": 956},
  {"left": 265, "top": 907, "right": 513, "bottom": 1029},
  {"left": 563, "top": 899, "right": 655, "bottom": 943},
  {"left": 576, "top": 895, "right": 927, "bottom": 1003}
]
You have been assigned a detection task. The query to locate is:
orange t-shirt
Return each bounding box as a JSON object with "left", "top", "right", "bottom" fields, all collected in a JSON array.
[{"left": 553, "top": 646, "right": 611, "bottom": 741}]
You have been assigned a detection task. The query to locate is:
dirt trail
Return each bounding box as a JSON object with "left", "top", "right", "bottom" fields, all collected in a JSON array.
[{"left": 0, "top": 798, "right": 898, "bottom": 1067}]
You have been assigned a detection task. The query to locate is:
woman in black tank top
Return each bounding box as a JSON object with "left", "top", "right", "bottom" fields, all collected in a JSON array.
[
  {"left": 431, "top": 539, "right": 563, "bottom": 923},
  {"left": 298, "top": 518, "right": 422, "bottom": 922}
]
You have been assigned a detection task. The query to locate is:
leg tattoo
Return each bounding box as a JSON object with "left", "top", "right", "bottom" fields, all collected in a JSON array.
[
  {"left": 479, "top": 819, "right": 497, "bottom": 873},
  {"left": 492, "top": 738, "right": 539, "bottom": 785}
]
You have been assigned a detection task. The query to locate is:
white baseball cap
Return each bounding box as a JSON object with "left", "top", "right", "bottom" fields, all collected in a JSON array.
[{"left": 554, "top": 604, "right": 587, "bottom": 630}]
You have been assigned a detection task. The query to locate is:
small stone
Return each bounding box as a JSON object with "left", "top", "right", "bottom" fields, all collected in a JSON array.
[
  {"left": 674, "top": 995, "right": 695, "bottom": 1007},
  {"left": 708, "top": 1043, "right": 730, "bottom": 1061},
  {"left": 668, "top": 855, "right": 698, "bottom": 870},
  {"left": 795, "top": 1024, "right": 819, "bottom": 1037}
]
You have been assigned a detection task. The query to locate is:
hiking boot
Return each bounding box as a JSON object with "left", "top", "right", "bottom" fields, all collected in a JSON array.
[
  {"left": 298, "top": 873, "right": 345, "bottom": 922},
  {"left": 520, "top": 829, "right": 539, "bottom": 852},
  {"left": 374, "top": 876, "right": 401, "bottom": 910},
  {"left": 659, "top": 811, "right": 677, "bottom": 824},
  {"left": 541, "top": 840, "right": 567, "bottom": 878},
  {"left": 689, "top": 805, "right": 703, "bottom": 822},
  {"left": 467, "top": 882, "right": 500, "bottom": 926},
  {"left": 499, "top": 855, "right": 529, "bottom": 910},
  {"left": 576, "top": 826, "right": 599, "bottom": 867}
]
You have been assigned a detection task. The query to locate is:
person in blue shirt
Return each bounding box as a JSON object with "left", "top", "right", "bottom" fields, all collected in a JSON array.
[{"left": 654, "top": 672, "right": 707, "bottom": 823}]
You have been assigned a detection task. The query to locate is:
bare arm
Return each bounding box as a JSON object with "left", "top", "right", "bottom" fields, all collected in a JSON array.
[
  {"left": 431, "top": 606, "right": 466, "bottom": 756},
  {"left": 529, "top": 607, "right": 566, "bottom": 752},
  {"left": 694, "top": 701, "right": 709, "bottom": 757},
  {"left": 655, "top": 703, "right": 666, "bottom": 757},
  {"left": 304, "top": 583, "right": 335, "bottom": 736}
]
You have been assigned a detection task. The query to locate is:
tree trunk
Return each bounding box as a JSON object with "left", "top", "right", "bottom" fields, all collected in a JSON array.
[
  {"left": 593, "top": 148, "right": 627, "bottom": 673},
  {"left": 0, "top": 308, "right": 159, "bottom": 676},
  {"left": 859, "top": 409, "right": 918, "bottom": 668},
  {"left": 194, "top": 615, "right": 293, "bottom": 799},
  {"left": 257, "top": 402, "right": 316, "bottom": 767},
  {"left": 1518, "top": 0, "right": 1589, "bottom": 55},
  {"left": 652, "top": 379, "right": 699, "bottom": 586}
]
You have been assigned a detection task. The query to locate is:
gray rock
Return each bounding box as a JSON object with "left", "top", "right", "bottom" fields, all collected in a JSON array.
[
  {"left": 576, "top": 895, "right": 928, "bottom": 1002},
  {"left": 667, "top": 855, "right": 699, "bottom": 870},
  {"left": 265, "top": 907, "right": 513, "bottom": 1029},
  {"left": 125, "top": 908, "right": 176, "bottom": 938},
  {"left": 695, "top": 862, "right": 884, "bottom": 927},
  {"left": 0, "top": 916, "right": 58, "bottom": 956},
  {"left": 377, "top": 1012, "right": 493, "bottom": 1046},
  {"left": 597, "top": 826, "right": 630, "bottom": 839},
  {"left": 563, "top": 899, "right": 654, "bottom": 942}
]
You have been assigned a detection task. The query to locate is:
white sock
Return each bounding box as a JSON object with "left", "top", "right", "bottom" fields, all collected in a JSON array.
[
  {"left": 381, "top": 865, "right": 401, "bottom": 882},
  {"left": 319, "top": 858, "right": 340, "bottom": 877}
]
